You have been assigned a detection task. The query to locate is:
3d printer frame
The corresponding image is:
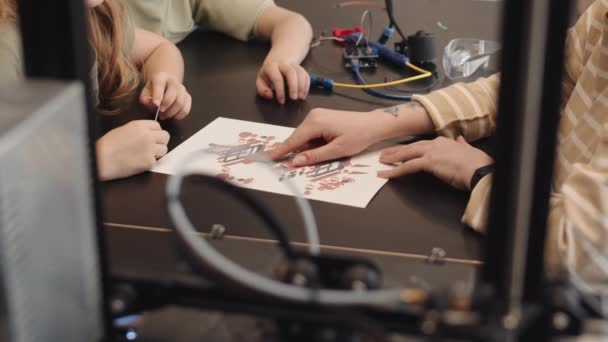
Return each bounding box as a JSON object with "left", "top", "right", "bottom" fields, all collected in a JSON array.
[{"left": 16, "top": 0, "right": 587, "bottom": 340}]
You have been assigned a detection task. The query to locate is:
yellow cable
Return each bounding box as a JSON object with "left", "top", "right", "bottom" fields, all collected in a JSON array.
[{"left": 333, "top": 62, "right": 432, "bottom": 89}]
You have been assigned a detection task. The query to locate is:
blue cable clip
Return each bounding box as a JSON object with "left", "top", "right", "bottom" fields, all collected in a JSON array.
[
  {"left": 378, "top": 26, "right": 395, "bottom": 45},
  {"left": 310, "top": 74, "right": 334, "bottom": 91}
]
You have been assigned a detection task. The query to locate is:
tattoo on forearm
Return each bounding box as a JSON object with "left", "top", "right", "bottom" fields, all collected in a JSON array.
[
  {"left": 383, "top": 105, "right": 400, "bottom": 117},
  {"left": 382, "top": 101, "right": 422, "bottom": 118},
  {"left": 406, "top": 101, "right": 422, "bottom": 109}
]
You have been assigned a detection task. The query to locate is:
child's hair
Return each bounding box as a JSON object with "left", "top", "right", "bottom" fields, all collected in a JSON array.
[
  {"left": 0, "top": 0, "right": 138, "bottom": 112},
  {"left": 88, "top": 1, "right": 139, "bottom": 112}
]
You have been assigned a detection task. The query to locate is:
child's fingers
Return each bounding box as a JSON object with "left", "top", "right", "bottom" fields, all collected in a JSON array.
[
  {"left": 256, "top": 74, "right": 274, "bottom": 99},
  {"left": 139, "top": 87, "right": 157, "bottom": 111},
  {"left": 159, "top": 84, "right": 178, "bottom": 116},
  {"left": 140, "top": 97, "right": 157, "bottom": 112},
  {"left": 154, "top": 144, "right": 169, "bottom": 159},
  {"left": 153, "top": 129, "right": 171, "bottom": 145},
  {"left": 165, "top": 90, "right": 187, "bottom": 118},
  {"left": 279, "top": 64, "right": 298, "bottom": 101},
  {"left": 139, "top": 87, "right": 151, "bottom": 106},
  {"left": 174, "top": 93, "right": 192, "bottom": 120},
  {"left": 296, "top": 66, "right": 309, "bottom": 99},
  {"left": 150, "top": 75, "right": 167, "bottom": 107},
  {"left": 267, "top": 64, "right": 286, "bottom": 104}
]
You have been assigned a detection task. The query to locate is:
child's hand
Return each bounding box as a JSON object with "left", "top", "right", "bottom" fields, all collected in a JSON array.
[
  {"left": 96, "top": 120, "right": 170, "bottom": 181},
  {"left": 139, "top": 72, "right": 192, "bottom": 120},
  {"left": 256, "top": 60, "right": 310, "bottom": 104}
]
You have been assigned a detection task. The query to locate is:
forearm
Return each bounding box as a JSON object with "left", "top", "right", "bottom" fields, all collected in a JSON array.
[
  {"left": 412, "top": 74, "right": 500, "bottom": 141},
  {"left": 367, "top": 101, "right": 436, "bottom": 141},
  {"left": 262, "top": 13, "right": 312, "bottom": 64},
  {"left": 141, "top": 42, "right": 184, "bottom": 83}
]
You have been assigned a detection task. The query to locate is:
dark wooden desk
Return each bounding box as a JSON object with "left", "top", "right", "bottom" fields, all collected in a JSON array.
[{"left": 103, "top": 0, "right": 501, "bottom": 340}]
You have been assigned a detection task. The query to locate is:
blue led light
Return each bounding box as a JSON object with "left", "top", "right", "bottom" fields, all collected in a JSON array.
[{"left": 126, "top": 329, "right": 138, "bottom": 341}]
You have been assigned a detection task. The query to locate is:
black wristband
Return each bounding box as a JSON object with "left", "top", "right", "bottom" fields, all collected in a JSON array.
[{"left": 470, "top": 164, "right": 494, "bottom": 190}]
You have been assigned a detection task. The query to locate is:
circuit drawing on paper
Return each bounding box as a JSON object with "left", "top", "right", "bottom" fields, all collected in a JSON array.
[
  {"left": 152, "top": 117, "right": 394, "bottom": 208},
  {"left": 210, "top": 131, "right": 375, "bottom": 197}
]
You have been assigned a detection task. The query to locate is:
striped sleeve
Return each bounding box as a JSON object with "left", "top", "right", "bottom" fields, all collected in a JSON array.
[
  {"left": 562, "top": 0, "right": 607, "bottom": 107},
  {"left": 544, "top": 0, "right": 608, "bottom": 285},
  {"left": 577, "top": 0, "right": 595, "bottom": 16},
  {"left": 463, "top": 127, "right": 608, "bottom": 278},
  {"left": 412, "top": 0, "right": 604, "bottom": 141},
  {"left": 412, "top": 74, "right": 500, "bottom": 232},
  {"left": 413, "top": 0, "right": 603, "bottom": 140},
  {"left": 413, "top": 74, "right": 500, "bottom": 142},
  {"left": 545, "top": 125, "right": 608, "bottom": 280},
  {"left": 414, "top": 1, "right": 608, "bottom": 236},
  {"left": 460, "top": 133, "right": 608, "bottom": 279}
]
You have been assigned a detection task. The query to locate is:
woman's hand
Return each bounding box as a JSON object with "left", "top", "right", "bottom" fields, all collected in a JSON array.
[
  {"left": 139, "top": 72, "right": 192, "bottom": 120},
  {"left": 96, "top": 120, "right": 170, "bottom": 181},
  {"left": 256, "top": 60, "right": 310, "bottom": 104},
  {"left": 377, "top": 136, "right": 493, "bottom": 190},
  {"left": 269, "top": 108, "right": 387, "bottom": 166}
]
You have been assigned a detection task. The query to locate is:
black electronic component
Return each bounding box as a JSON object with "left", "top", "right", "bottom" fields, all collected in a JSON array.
[{"left": 407, "top": 31, "right": 437, "bottom": 65}]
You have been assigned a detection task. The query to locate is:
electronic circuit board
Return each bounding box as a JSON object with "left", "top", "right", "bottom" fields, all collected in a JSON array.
[{"left": 343, "top": 44, "right": 379, "bottom": 69}]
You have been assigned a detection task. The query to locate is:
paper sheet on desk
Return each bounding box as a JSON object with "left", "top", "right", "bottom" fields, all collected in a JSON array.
[{"left": 152, "top": 117, "right": 394, "bottom": 208}]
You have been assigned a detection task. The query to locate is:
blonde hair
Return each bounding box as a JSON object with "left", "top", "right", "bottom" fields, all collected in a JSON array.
[
  {"left": 88, "top": 1, "right": 139, "bottom": 112},
  {"left": 0, "top": 0, "right": 139, "bottom": 112}
]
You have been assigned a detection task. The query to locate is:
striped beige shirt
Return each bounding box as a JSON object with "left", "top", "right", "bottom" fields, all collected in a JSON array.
[{"left": 414, "top": 0, "right": 608, "bottom": 278}]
